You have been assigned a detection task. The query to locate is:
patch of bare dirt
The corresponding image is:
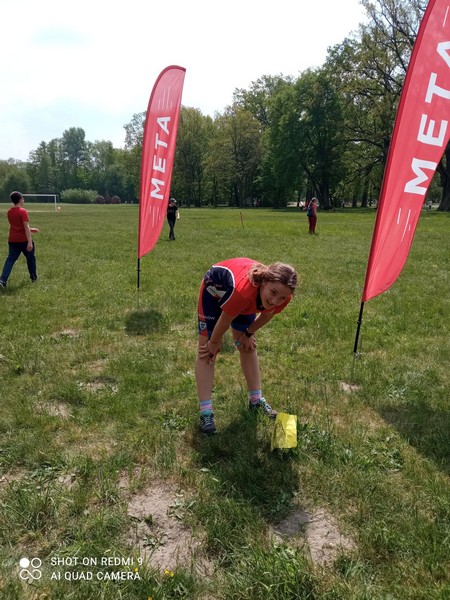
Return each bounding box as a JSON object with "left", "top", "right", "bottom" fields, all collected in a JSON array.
[
  {"left": 125, "top": 481, "right": 212, "bottom": 575},
  {"left": 1, "top": 465, "right": 80, "bottom": 488},
  {"left": 51, "top": 329, "right": 80, "bottom": 339},
  {"left": 339, "top": 381, "right": 361, "bottom": 393},
  {"left": 85, "top": 359, "right": 108, "bottom": 375},
  {"left": 0, "top": 470, "right": 26, "bottom": 491},
  {"left": 57, "top": 472, "right": 77, "bottom": 490},
  {"left": 35, "top": 401, "right": 71, "bottom": 419},
  {"left": 76, "top": 380, "right": 118, "bottom": 394},
  {"left": 272, "top": 507, "right": 356, "bottom": 566}
]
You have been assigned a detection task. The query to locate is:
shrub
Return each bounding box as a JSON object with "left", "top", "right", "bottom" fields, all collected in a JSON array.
[{"left": 60, "top": 189, "right": 97, "bottom": 204}]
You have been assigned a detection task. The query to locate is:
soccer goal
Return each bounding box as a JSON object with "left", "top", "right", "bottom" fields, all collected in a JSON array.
[{"left": 22, "top": 194, "right": 59, "bottom": 212}]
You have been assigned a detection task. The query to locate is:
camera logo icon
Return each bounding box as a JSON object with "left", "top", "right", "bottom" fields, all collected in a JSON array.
[{"left": 19, "top": 558, "right": 42, "bottom": 581}]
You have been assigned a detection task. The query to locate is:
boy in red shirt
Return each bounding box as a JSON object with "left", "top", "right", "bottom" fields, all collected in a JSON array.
[
  {"left": 0, "top": 191, "right": 39, "bottom": 289},
  {"left": 196, "top": 258, "right": 298, "bottom": 434}
]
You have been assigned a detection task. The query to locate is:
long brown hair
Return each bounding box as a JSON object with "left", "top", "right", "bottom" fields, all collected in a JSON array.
[{"left": 249, "top": 262, "right": 298, "bottom": 292}]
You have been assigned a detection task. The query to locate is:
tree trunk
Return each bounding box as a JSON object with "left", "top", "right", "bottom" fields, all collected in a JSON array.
[
  {"left": 361, "top": 180, "right": 368, "bottom": 208},
  {"left": 318, "top": 182, "right": 331, "bottom": 210}
]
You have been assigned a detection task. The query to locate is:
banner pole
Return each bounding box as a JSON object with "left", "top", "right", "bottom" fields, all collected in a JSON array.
[
  {"left": 137, "top": 258, "right": 141, "bottom": 289},
  {"left": 353, "top": 301, "right": 365, "bottom": 356},
  {"left": 137, "top": 258, "right": 141, "bottom": 309},
  {"left": 351, "top": 301, "right": 365, "bottom": 381}
]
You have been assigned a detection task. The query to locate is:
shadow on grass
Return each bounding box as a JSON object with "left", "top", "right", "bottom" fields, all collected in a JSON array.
[
  {"left": 377, "top": 401, "right": 450, "bottom": 475},
  {"left": 192, "top": 411, "right": 300, "bottom": 521},
  {"left": 125, "top": 309, "right": 165, "bottom": 335},
  {"left": 0, "top": 281, "right": 28, "bottom": 294}
]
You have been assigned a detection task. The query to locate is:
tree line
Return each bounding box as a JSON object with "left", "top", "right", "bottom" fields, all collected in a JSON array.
[{"left": 1, "top": 0, "right": 448, "bottom": 210}]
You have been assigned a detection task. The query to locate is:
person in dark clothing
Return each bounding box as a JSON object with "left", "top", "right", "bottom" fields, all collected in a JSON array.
[{"left": 167, "top": 198, "right": 179, "bottom": 240}]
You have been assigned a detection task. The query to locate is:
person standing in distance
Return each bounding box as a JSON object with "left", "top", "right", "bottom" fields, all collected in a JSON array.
[
  {"left": 307, "top": 197, "right": 318, "bottom": 234},
  {"left": 0, "top": 191, "right": 39, "bottom": 289},
  {"left": 167, "top": 198, "right": 179, "bottom": 240},
  {"left": 196, "top": 258, "right": 298, "bottom": 435}
]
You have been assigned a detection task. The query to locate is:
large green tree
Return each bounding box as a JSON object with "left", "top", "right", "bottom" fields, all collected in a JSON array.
[
  {"left": 325, "top": 0, "right": 450, "bottom": 208},
  {"left": 123, "top": 112, "right": 145, "bottom": 200},
  {"left": 0, "top": 161, "right": 30, "bottom": 201},
  {"left": 234, "top": 74, "right": 293, "bottom": 129},
  {"left": 171, "top": 107, "right": 212, "bottom": 206},
  {"left": 62, "top": 127, "right": 88, "bottom": 189},
  {"left": 86, "top": 140, "right": 115, "bottom": 196},
  {"left": 205, "top": 106, "right": 262, "bottom": 207},
  {"left": 27, "top": 142, "right": 57, "bottom": 194},
  {"left": 234, "top": 75, "right": 294, "bottom": 207},
  {"left": 269, "top": 69, "right": 345, "bottom": 208},
  {"left": 0, "top": 160, "right": 28, "bottom": 201}
]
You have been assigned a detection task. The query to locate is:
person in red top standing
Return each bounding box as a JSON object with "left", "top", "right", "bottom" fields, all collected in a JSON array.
[
  {"left": 307, "top": 197, "right": 318, "bottom": 234},
  {"left": 196, "top": 258, "right": 298, "bottom": 434},
  {"left": 0, "top": 191, "right": 39, "bottom": 289}
]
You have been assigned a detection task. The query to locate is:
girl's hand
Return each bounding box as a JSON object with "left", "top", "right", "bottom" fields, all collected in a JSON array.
[
  {"left": 207, "top": 339, "right": 221, "bottom": 360},
  {"left": 237, "top": 333, "right": 256, "bottom": 352},
  {"left": 30, "top": 228, "right": 40, "bottom": 233},
  {"left": 199, "top": 339, "right": 221, "bottom": 363}
]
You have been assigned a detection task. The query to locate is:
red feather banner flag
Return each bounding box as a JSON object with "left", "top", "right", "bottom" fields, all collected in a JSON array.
[
  {"left": 138, "top": 66, "right": 186, "bottom": 260},
  {"left": 362, "top": 0, "right": 450, "bottom": 302}
]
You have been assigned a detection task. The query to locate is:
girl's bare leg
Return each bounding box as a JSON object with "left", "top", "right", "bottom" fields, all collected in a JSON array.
[
  {"left": 195, "top": 336, "right": 215, "bottom": 401},
  {"left": 231, "top": 329, "right": 261, "bottom": 391}
]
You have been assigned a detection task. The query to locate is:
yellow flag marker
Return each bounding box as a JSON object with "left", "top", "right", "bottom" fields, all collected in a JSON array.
[{"left": 271, "top": 413, "right": 297, "bottom": 450}]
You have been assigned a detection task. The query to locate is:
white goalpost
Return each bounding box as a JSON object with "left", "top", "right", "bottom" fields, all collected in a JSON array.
[{"left": 22, "top": 194, "right": 59, "bottom": 212}]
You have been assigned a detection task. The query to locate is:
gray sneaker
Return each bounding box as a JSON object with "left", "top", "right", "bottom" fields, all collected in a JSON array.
[
  {"left": 0, "top": 280, "right": 6, "bottom": 289},
  {"left": 248, "top": 398, "right": 277, "bottom": 419},
  {"left": 200, "top": 412, "right": 217, "bottom": 435}
]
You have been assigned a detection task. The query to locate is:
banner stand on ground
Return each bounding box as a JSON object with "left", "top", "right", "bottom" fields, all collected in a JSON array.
[
  {"left": 136, "top": 65, "right": 186, "bottom": 304},
  {"left": 353, "top": 0, "right": 450, "bottom": 366}
]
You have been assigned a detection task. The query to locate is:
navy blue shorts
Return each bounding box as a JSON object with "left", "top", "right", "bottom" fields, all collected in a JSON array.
[{"left": 197, "top": 275, "right": 256, "bottom": 338}]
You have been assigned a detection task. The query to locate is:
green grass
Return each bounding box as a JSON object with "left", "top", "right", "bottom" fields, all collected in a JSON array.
[{"left": 0, "top": 204, "right": 449, "bottom": 599}]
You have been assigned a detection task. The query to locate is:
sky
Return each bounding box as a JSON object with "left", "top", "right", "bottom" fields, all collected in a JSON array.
[{"left": 1, "top": 0, "right": 366, "bottom": 162}]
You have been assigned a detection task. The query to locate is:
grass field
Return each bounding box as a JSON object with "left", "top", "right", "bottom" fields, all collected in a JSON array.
[{"left": 0, "top": 204, "right": 449, "bottom": 600}]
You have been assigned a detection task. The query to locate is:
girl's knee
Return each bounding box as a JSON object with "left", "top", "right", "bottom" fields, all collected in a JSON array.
[
  {"left": 197, "top": 341, "right": 207, "bottom": 358},
  {"left": 238, "top": 344, "right": 256, "bottom": 356}
]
